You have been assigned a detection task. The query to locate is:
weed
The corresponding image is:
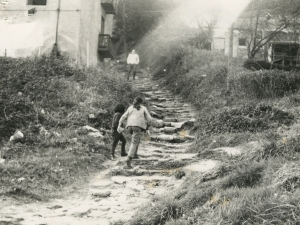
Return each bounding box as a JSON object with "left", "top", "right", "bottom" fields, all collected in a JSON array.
[
  {"left": 174, "top": 170, "right": 186, "bottom": 180},
  {"left": 0, "top": 56, "right": 138, "bottom": 200},
  {"left": 220, "top": 162, "right": 265, "bottom": 189}
]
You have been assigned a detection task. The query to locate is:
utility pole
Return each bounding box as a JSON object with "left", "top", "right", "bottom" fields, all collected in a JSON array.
[
  {"left": 53, "top": 0, "right": 61, "bottom": 58},
  {"left": 227, "top": 23, "right": 234, "bottom": 92},
  {"left": 123, "top": 0, "right": 127, "bottom": 57}
]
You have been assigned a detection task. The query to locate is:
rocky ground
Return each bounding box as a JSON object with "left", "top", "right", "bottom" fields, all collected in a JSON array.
[{"left": 0, "top": 71, "right": 219, "bottom": 225}]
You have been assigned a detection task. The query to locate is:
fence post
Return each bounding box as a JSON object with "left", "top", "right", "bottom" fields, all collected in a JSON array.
[{"left": 227, "top": 23, "right": 234, "bottom": 92}]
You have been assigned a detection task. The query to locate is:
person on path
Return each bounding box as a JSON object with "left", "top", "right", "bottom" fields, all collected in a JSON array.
[
  {"left": 126, "top": 49, "right": 139, "bottom": 81},
  {"left": 111, "top": 104, "right": 127, "bottom": 160},
  {"left": 117, "top": 97, "right": 152, "bottom": 168}
]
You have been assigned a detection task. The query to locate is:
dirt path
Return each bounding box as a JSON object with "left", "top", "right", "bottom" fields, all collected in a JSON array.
[{"left": 0, "top": 71, "right": 218, "bottom": 225}]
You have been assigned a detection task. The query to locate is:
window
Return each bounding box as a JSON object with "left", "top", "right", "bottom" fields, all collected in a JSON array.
[
  {"left": 27, "top": 0, "right": 47, "bottom": 5},
  {"left": 239, "top": 38, "right": 246, "bottom": 46}
]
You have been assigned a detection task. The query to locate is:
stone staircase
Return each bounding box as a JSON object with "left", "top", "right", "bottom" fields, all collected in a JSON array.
[{"left": 0, "top": 71, "right": 214, "bottom": 225}]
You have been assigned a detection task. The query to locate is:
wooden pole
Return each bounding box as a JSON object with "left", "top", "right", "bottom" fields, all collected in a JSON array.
[
  {"left": 123, "top": 0, "right": 127, "bottom": 57},
  {"left": 227, "top": 23, "right": 234, "bottom": 92}
]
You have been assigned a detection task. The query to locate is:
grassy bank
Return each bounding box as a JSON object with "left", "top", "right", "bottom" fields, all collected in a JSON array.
[
  {"left": 0, "top": 56, "right": 139, "bottom": 201},
  {"left": 125, "top": 47, "right": 300, "bottom": 225}
]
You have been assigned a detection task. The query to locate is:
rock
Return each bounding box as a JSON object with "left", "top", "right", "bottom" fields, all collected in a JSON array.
[
  {"left": 82, "top": 125, "right": 99, "bottom": 132},
  {"left": 68, "top": 206, "right": 92, "bottom": 217},
  {"left": 9, "top": 130, "right": 24, "bottom": 142},
  {"left": 161, "top": 127, "right": 177, "bottom": 133},
  {"left": 47, "top": 205, "right": 63, "bottom": 210},
  {"left": 111, "top": 176, "right": 127, "bottom": 184},
  {"left": 183, "top": 160, "right": 218, "bottom": 175},
  {"left": 53, "top": 131, "right": 61, "bottom": 137},
  {"left": 164, "top": 118, "right": 178, "bottom": 122},
  {"left": 153, "top": 119, "right": 164, "bottom": 128},
  {"left": 126, "top": 181, "right": 145, "bottom": 192},
  {"left": 92, "top": 180, "right": 114, "bottom": 188},
  {"left": 163, "top": 122, "right": 171, "bottom": 126},
  {"left": 88, "top": 132, "right": 104, "bottom": 138},
  {"left": 0, "top": 158, "right": 5, "bottom": 164},
  {"left": 17, "top": 177, "right": 25, "bottom": 183},
  {"left": 150, "top": 111, "right": 164, "bottom": 119},
  {"left": 71, "top": 138, "right": 78, "bottom": 143},
  {"left": 158, "top": 98, "right": 166, "bottom": 102},
  {"left": 91, "top": 191, "right": 111, "bottom": 198},
  {"left": 40, "top": 127, "right": 50, "bottom": 137},
  {"left": 89, "top": 114, "right": 96, "bottom": 119},
  {"left": 170, "top": 122, "right": 186, "bottom": 129},
  {"left": 82, "top": 125, "right": 104, "bottom": 138}
]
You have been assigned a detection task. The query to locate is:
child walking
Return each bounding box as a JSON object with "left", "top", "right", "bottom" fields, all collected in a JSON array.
[
  {"left": 111, "top": 104, "right": 127, "bottom": 160},
  {"left": 117, "top": 97, "right": 152, "bottom": 168}
]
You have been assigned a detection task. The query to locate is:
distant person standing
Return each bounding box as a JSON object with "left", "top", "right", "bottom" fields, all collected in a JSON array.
[{"left": 127, "top": 49, "right": 139, "bottom": 81}]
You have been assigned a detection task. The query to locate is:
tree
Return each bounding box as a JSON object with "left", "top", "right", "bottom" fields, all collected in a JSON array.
[
  {"left": 112, "top": 0, "right": 178, "bottom": 55},
  {"left": 193, "top": 18, "right": 217, "bottom": 50},
  {"left": 238, "top": 0, "right": 300, "bottom": 59}
]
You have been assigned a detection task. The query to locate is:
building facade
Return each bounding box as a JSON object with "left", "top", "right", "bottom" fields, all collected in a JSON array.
[{"left": 0, "top": 0, "right": 116, "bottom": 67}]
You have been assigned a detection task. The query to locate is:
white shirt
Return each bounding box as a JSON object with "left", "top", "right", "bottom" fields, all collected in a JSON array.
[{"left": 127, "top": 53, "right": 140, "bottom": 65}]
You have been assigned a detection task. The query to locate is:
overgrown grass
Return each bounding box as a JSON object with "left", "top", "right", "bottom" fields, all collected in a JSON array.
[{"left": 0, "top": 56, "right": 139, "bottom": 201}]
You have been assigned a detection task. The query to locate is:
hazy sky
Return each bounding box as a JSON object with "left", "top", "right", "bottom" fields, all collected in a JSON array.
[{"left": 179, "top": 0, "right": 251, "bottom": 29}]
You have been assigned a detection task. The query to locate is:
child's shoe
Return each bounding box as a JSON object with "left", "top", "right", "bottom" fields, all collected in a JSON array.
[
  {"left": 125, "top": 157, "right": 132, "bottom": 168},
  {"left": 121, "top": 152, "right": 128, "bottom": 157}
]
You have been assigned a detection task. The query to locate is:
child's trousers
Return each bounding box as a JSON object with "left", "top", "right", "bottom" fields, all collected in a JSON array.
[{"left": 111, "top": 131, "right": 126, "bottom": 155}]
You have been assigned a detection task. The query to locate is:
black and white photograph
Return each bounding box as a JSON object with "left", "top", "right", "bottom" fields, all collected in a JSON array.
[{"left": 1, "top": 0, "right": 300, "bottom": 224}]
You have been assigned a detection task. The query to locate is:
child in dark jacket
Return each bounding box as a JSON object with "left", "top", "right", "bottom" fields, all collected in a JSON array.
[{"left": 111, "top": 104, "right": 127, "bottom": 160}]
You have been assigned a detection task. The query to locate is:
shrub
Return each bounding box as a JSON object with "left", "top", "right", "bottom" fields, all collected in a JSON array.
[
  {"left": 261, "top": 136, "right": 300, "bottom": 159},
  {"left": 221, "top": 162, "right": 265, "bottom": 188},
  {"left": 0, "top": 56, "right": 138, "bottom": 143},
  {"left": 244, "top": 59, "right": 300, "bottom": 72},
  {"left": 153, "top": 48, "right": 228, "bottom": 109},
  {"left": 197, "top": 103, "right": 294, "bottom": 134},
  {"left": 129, "top": 196, "right": 183, "bottom": 225},
  {"left": 233, "top": 70, "right": 300, "bottom": 98},
  {"left": 0, "top": 56, "right": 138, "bottom": 200}
]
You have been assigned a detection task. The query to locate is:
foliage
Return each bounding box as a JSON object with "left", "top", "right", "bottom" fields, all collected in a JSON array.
[
  {"left": 233, "top": 69, "right": 300, "bottom": 98},
  {"left": 113, "top": 0, "right": 178, "bottom": 54},
  {"left": 132, "top": 45, "right": 300, "bottom": 225},
  {"left": 238, "top": 0, "right": 300, "bottom": 58},
  {"left": 129, "top": 196, "right": 183, "bottom": 225},
  {"left": 221, "top": 162, "right": 265, "bottom": 188},
  {"left": 0, "top": 56, "right": 138, "bottom": 143},
  {"left": 153, "top": 47, "right": 228, "bottom": 108},
  {"left": 198, "top": 103, "right": 294, "bottom": 134},
  {"left": 129, "top": 156, "right": 300, "bottom": 225},
  {"left": 244, "top": 59, "right": 300, "bottom": 71},
  {"left": 0, "top": 56, "right": 138, "bottom": 200}
]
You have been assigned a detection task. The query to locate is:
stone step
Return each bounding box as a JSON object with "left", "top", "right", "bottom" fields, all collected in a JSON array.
[
  {"left": 138, "top": 152, "right": 197, "bottom": 160},
  {"left": 160, "top": 127, "right": 177, "bottom": 133},
  {"left": 150, "top": 111, "right": 164, "bottom": 119},
  {"left": 163, "top": 118, "right": 179, "bottom": 122},
  {"left": 110, "top": 176, "right": 170, "bottom": 184},
  {"left": 150, "top": 134, "right": 192, "bottom": 143},
  {"left": 147, "top": 141, "right": 193, "bottom": 149},
  {"left": 109, "top": 167, "right": 170, "bottom": 177}
]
